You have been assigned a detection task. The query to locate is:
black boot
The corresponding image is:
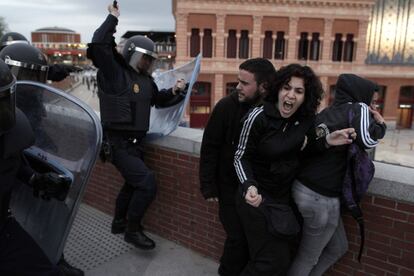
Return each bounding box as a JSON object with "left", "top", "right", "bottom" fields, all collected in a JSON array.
[
  {"left": 124, "top": 220, "right": 155, "bottom": 250},
  {"left": 58, "top": 255, "right": 84, "bottom": 276},
  {"left": 111, "top": 218, "right": 127, "bottom": 234}
]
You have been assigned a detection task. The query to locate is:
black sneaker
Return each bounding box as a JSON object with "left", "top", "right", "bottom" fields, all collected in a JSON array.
[
  {"left": 124, "top": 230, "right": 156, "bottom": 250},
  {"left": 111, "top": 218, "right": 127, "bottom": 234},
  {"left": 58, "top": 257, "right": 84, "bottom": 276}
]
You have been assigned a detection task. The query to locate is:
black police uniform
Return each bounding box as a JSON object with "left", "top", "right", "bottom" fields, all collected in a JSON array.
[
  {"left": 88, "top": 15, "right": 183, "bottom": 237},
  {"left": 0, "top": 109, "right": 61, "bottom": 276}
]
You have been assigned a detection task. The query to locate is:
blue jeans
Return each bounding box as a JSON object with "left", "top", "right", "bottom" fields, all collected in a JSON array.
[{"left": 287, "top": 181, "right": 348, "bottom": 276}]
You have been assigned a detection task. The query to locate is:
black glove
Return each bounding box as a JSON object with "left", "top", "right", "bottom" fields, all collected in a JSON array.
[
  {"left": 31, "top": 172, "right": 71, "bottom": 201},
  {"left": 48, "top": 64, "right": 83, "bottom": 82}
]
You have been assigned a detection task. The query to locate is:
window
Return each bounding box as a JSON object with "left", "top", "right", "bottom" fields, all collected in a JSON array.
[
  {"left": 309, "top": 32, "right": 320, "bottom": 61},
  {"left": 190, "top": 28, "right": 200, "bottom": 57},
  {"left": 226, "top": 82, "right": 238, "bottom": 95},
  {"left": 332, "top": 33, "right": 343, "bottom": 61},
  {"left": 374, "top": 85, "right": 387, "bottom": 115},
  {"left": 239, "top": 30, "right": 249, "bottom": 59},
  {"left": 343, "top": 34, "right": 354, "bottom": 62},
  {"left": 263, "top": 31, "right": 273, "bottom": 59},
  {"left": 203, "top": 29, "right": 213, "bottom": 58},
  {"left": 227, "top": 30, "right": 237, "bottom": 58},
  {"left": 298, "top": 32, "right": 309, "bottom": 60},
  {"left": 275, "top": 31, "right": 285, "bottom": 60}
]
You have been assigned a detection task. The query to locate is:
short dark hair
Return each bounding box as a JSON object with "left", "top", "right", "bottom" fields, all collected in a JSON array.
[
  {"left": 266, "top": 63, "right": 324, "bottom": 117},
  {"left": 239, "top": 58, "right": 276, "bottom": 91}
]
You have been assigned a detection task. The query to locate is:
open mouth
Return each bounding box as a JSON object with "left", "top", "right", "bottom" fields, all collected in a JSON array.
[{"left": 283, "top": 101, "right": 294, "bottom": 111}]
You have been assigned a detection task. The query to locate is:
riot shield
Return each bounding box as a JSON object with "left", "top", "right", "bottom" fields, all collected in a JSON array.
[
  {"left": 10, "top": 80, "right": 102, "bottom": 264},
  {"left": 147, "top": 54, "right": 201, "bottom": 138}
]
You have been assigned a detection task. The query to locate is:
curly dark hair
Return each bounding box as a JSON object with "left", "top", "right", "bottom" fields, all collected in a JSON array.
[{"left": 265, "top": 63, "right": 324, "bottom": 118}]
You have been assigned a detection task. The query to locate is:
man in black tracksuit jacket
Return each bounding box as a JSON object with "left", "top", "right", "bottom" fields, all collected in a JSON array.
[{"left": 199, "top": 58, "right": 276, "bottom": 276}]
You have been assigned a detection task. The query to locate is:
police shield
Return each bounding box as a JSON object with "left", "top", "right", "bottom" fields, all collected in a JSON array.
[{"left": 10, "top": 80, "right": 102, "bottom": 264}]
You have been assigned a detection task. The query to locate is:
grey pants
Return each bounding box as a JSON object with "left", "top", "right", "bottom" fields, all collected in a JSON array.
[{"left": 287, "top": 181, "right": 348, "bottom": 276}]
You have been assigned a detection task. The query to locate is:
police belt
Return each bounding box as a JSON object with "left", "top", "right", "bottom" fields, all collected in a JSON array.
[{"left": 105, "top": 130, "right": 146, "bottom": 145}]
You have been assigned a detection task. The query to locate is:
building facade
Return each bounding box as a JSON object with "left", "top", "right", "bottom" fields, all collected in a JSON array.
[
  {"left": 173, "top": 0, "right": 414, "bottom": 128},
  {"left": 31, "top": 27, "right": 87, "bottom": 65}
]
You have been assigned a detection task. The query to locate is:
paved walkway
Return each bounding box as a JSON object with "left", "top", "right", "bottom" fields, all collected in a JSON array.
[{"left": 64, "top": 204, "right": 217, "bottom": 276}]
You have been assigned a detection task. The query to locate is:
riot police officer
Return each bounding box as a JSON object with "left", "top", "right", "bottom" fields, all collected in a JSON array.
[
  {"left": 87, "top": 3, "right": 186, "bottom": 250},
  {"left": 0, "top": 42, "right": 85, "bottom": 276},
  {"left": 0, "top": 32, "right": 81, "bottom": 81},
  {"left": 0, "top": 59, "right": 63, "bottom": 276},
  {"left": 0, "top": 32, "right": 30, "bottom": 50}
]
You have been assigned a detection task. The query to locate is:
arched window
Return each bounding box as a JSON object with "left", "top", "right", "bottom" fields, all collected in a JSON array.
[
  {"left": 332, "top": 33, "right": 343, "bottom": 61},
  {"left": 309, "top": 32, "right": 320, "bottom": 61},
  {"left": 190, "top": 28, "right": 200, "bottom": 57},
  {"left": 275, "top": 31, "right": 285, "bottom": 60},
  {"left": 202, "top": 29, "right": 213, "bottom": 58},
  {"left": 227, "top": 30, "right": 237, "bottom": 58},
  {"left": 343, "top": 34, "right": 354, "bottom": 62},
  {"left": 298, "top": 32, "right": 309, "bottom": 60},
  {"left": 239, "top": 30, "right": 249, "bottom": 59},
  {"left": 263, "top": 31, "right": 273, "bottom": 59}
]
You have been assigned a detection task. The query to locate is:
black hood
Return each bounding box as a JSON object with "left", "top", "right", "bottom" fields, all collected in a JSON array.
[{"left": 334, "top": 74, "right": 377, "bottom": 106}]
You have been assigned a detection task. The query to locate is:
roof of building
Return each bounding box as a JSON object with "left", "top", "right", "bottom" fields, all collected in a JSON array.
[{"left": 33, "top": 27, "right": 78, "bottom": 34}]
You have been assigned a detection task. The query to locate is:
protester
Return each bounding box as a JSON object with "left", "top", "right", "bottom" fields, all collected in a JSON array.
[
  {"left": 233, "top": 64, "right": 355, "bottom": 275},
  {"left": 199, "top": 58, "right": 276, "bottom": 276},
  {"left": 287, "top": 74, "right": 386, "bottom": 276},
  {"left": 87, "top": 2, "right": 186, "bottom": 250}
]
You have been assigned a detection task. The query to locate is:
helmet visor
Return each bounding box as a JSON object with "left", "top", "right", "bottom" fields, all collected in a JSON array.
[
  {"left": 0, "top": 84, "right": 16, "bottom": 134},
  {"left": 9, "top": 65, "right": 48, "bottom": 83},
  {"left": 130, "top": 52, "right": 156, "bottom": 75}
]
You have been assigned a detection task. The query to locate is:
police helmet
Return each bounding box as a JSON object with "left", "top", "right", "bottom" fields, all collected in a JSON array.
[
  {"left": 122, "top": 35, "right": 158, "bottom": 74},
  {"left": 0, "top": 59, "right": 16, "bottom": 135},
  {"left": 0, "top": 43, "right": 49, "bottom": 83},
  {"left": 0, "top": 32, "right": 30, "bottom": 51}
]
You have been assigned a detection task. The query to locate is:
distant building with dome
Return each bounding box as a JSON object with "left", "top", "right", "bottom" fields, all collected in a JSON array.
[{"left": 31, "top": 27, "right": 87, "bottom": 65}]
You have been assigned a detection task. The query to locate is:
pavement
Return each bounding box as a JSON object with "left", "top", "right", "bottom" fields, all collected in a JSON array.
[{"left": 64, "top": 204, "right": 218, "bottom": 276}]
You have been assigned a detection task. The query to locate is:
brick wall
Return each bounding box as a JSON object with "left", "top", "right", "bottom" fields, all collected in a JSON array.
[{"left": 83, "top": 145, "right": 414, "bottom": 275}]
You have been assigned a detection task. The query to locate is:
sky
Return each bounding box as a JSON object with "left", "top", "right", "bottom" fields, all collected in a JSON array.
[{"left": 0, "top": 0, "right": 175, "bottom": 43}]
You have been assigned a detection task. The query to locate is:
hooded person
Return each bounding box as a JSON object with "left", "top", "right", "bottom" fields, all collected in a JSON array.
[{"left": 287, "top": 74, "right": 386, "bottom": 276}]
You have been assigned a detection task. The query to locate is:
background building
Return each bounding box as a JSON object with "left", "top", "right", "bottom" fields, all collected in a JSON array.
[
  {"left": 31, "top": 27, "right": 87, "bottom": 65},
  {"left": 172, "top": 0, "right": 414, "bottom": 128}
]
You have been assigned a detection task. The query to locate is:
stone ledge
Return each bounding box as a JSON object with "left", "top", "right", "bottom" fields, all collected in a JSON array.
[{"left": 147, "top": 126, "right": 414, "bottom": 204}]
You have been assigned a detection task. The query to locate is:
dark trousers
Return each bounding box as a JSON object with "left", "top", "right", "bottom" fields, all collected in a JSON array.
[
  {"left": 111, "top": 140, "right": 156, "bottom": 223},
  {"left": 218, "top": 202, "right": 249, "bottom": 276},
  {"left": 0, "top": 218, "right": 61, "bottom": 276},
  {"left": 236, "top": 196, "right": 291, "bottom": 276}
]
